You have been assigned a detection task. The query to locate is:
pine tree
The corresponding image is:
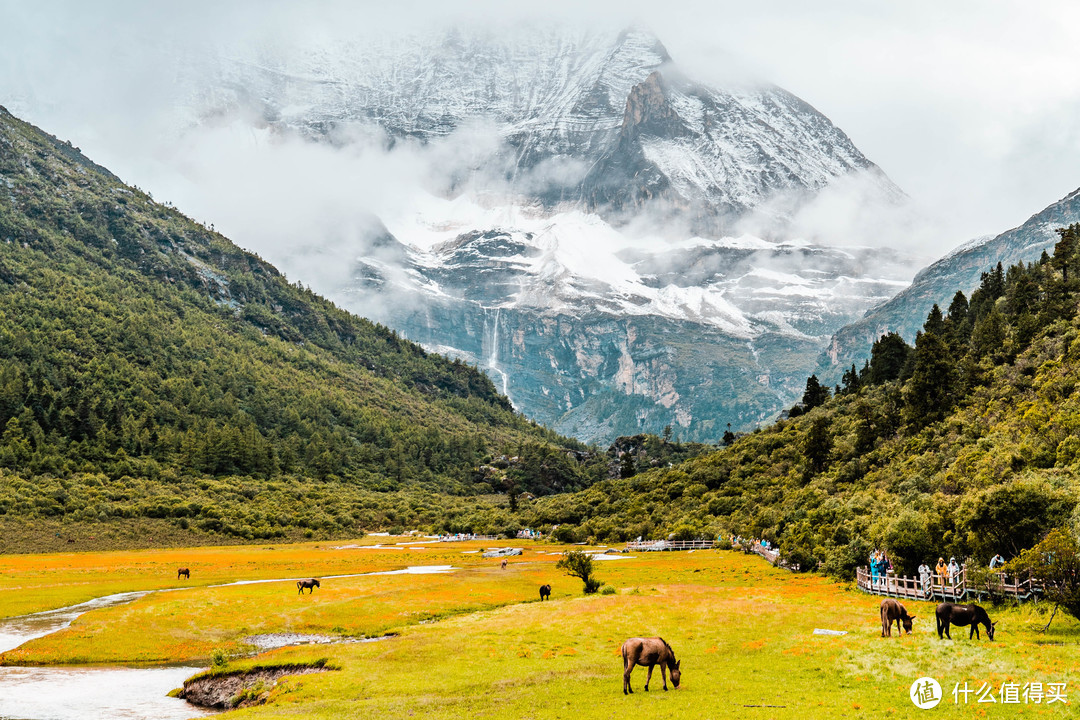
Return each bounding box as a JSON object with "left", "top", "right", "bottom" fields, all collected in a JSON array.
[
  {"left": 803, "top": 416, "right": 831, "bottom": 475},
  {"left": 841, "top": 364, "right": 860, "bottom": 393},
  {"left": 801, "top": 375, "right": 830, "bottom": 410},
  {"left": 903, "top": 329, "right": 956, "bottom": 427},
  {"left": 867, "top": 332, "right": 911, "bottom": 385}
]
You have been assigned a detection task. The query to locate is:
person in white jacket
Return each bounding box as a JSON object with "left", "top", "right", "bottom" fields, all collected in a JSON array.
[{"left": 918, "top": 562, "right": 933, "bottom": 597}]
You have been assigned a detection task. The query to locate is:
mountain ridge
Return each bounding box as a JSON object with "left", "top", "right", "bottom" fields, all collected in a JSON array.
[
  {"left": 817, "top": 186, "right": 1080, "bottom": 382},
  {"left": 0, "top": 105, "right": 609, "bottom": 542}
]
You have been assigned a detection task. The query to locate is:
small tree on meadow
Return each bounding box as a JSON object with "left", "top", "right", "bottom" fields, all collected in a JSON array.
[
  {"left": 1006, "top": 528, "right": 1080, "bottom": 631},
  {"left": 557, "top": 549, "right": 602, "bottom": 594}
]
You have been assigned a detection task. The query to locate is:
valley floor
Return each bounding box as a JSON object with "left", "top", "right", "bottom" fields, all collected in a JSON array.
[{"left": 0, "top": 539, "right": 1076, "bottom": 718}]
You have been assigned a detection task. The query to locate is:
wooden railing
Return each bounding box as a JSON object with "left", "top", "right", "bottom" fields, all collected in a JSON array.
[
  {"left": 625, "top": 539, "right": 715, "bottom": 552},
  {"left": 438, "top": 534, "right": 500, "bottom": 542},
  {"left": 855, "top": 566, "right": 1042, "bottom": 602}
]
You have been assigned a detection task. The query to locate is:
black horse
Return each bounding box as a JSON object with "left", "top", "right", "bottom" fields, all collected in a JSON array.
[
  {"left": 297, "top": 578, "right": 321, "bottom": 594},
  {"left": 936, "top": 602, "right": 996, "bottom": 640},
  {"left": 539, "top": 584, "right": 551, "bottom": 601}
]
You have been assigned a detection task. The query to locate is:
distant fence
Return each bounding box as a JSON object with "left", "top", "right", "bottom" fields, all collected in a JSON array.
[
  {"left": 625, "top": 539, "right": 715, "bottom": 552},
  {"left": 856, "top": 566, "right": 1042, "bottom": 603},
  {"left": 746, "top": 542, "right": 800, "bottom": 571},
  {"left": 438, "top": 534, "right": 500, "bottom": 542}
]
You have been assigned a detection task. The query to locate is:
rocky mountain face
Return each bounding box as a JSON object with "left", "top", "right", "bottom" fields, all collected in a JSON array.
[
  {"left": 172, "top": 26, "right": 915, "bottom": 443},
  {"left": 817, "top": 187, "right": 1080, "bottom": 383},
  {"left": 339, "top": 205, "right": 912, "bottom": 442}
]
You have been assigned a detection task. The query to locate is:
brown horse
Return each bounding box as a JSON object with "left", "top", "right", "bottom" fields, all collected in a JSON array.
[
  {"left": 880, "top": 598, "right": 915, "bottom": 637},
  {"left": 501, "top": 558, "right": 508, "bottom": 570},
  {"left": 936, "top": 602, "right": 996, "bottom": 640},
  {"left": 177, "top": 567, "right": 190, "bottom": 580},
  {"left": 297, "top": 578, "right": 320, "bottom": 594},
  {"left": 539, "top": 584, "right": 551, "bottom": 601},
  {"left": 621, "top": 637, "right": 681, "bottom": 694}
]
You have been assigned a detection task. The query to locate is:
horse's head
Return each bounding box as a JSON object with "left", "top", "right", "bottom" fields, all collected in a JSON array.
[
  {"left": 987, "top": 621, "right": 996, "bottom": 641},
  {"left": 902, "top": 614, "right": 916, "bottom": 634},
  {"left": 313, "top": 579, "right": 321, "bottom": 588},
  {"left": 670, "top": 659, "right": 681, "bottom": 688}
]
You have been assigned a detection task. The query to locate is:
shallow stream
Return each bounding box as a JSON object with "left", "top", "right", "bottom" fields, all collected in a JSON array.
[{"left": 0, "top": 564, "right": 454, "bottom": 719}]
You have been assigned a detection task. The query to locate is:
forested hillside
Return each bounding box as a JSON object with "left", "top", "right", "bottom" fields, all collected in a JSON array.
[
  {"left": 524, "top": 227, "right": 1080, "bottom": 576},
  {"left": 0, "top": 106, "right": 606, "bottom": 546}
]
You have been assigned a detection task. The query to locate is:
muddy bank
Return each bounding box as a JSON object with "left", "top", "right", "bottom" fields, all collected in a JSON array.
[{"left": 179, "top": 661, "right": 333, "bottom": 709}]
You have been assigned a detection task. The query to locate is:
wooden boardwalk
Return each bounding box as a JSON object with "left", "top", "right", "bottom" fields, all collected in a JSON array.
[
  {"left": 625, "top": 539, "right": 715, "bottom": 552},
  {"left": 856, "top": 566, "right": 1041, "bottom": 603}
]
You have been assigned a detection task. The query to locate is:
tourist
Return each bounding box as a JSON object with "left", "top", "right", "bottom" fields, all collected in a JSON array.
[
  {"left": 989, "top": 553, "right": 1005, "bottom": 569},
  {"left": 935, "top": 557, "right": 947, "bottom": 591},
  {"left": 948, "top": 557, "right": 961, "bottom": 587},
  {"left": 918, "top": 561, "right": 932, "bottom": 597}
]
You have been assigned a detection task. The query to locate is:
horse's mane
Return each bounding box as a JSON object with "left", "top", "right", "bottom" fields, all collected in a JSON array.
[{"left": 661, "top": 638, "right": 673, "bottom": 654}]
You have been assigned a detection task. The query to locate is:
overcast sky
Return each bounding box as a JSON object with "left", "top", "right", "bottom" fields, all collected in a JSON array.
[{"left": 2, "top": 0, "right": 1078, "bottom": 251}]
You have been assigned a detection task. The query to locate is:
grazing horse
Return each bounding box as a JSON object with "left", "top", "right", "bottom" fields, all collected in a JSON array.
[
  {"left": 539, "top": 584, "right": 551, "bottom": 601},
  {"left": 297, "top": 578, "right": 320, "bottom": 595},
  {"left": 177, "top": 567, "right": 190, "bottom": 580},
  {"left": 936, "top": 602, "right": 996, "bottom": 640},
  {"left": 880, "top": 598, "right": 916, "bottom": 637},
  {"left": 621, "top": 637, "right": 681, "bottom": 695}
]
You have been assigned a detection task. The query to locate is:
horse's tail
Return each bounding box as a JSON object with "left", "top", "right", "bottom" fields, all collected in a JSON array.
[{"left": 621, "top": 643, "right": 628, "bottom": 670}]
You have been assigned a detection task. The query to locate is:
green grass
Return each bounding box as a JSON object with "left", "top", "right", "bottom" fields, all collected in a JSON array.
[{"left": 1, "top": 541, "right": 1077, "bottom": 717}]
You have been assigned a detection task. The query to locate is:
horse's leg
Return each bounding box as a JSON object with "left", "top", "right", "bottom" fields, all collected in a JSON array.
[
  {"left": 971, "top": 624, "right": 978, "bottom": 640},
  {"left": 623, "top": 659, "right": 634, "bottom": 695},
  {"left": 661, "top": 663, "right": 668, "bottom": 691},
  {"left": 644, "top": 664, "right": 653, "bottom": 691}
]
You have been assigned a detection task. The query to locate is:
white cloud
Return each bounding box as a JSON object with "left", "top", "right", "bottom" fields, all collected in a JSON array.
[{"left": 2, "top": 0, "right": 1078, "bottom": 256}]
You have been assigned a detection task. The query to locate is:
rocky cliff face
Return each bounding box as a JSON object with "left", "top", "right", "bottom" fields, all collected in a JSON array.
[
  {"left": 817, "top": 187, "right": 1080, "bottom": 382},
  {"left": 337, "top": 208, "right": 912, "bottom": 443}
]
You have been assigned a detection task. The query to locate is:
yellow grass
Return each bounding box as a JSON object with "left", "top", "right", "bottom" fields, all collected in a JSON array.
[{"left": 2, "top": 541, "right": 1078, "bottom": 718}]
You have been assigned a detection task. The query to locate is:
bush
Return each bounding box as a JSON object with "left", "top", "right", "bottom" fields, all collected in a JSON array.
[
  {"left": 210, "top": 647, "right": 228, "bottom": 668},
  {"left": 599, "top": 584, "right": 616, "bottom": 595}
]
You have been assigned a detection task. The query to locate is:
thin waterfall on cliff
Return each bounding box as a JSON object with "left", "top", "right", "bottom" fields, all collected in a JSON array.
[{"left": 486, "top": 307, "right": 512, "bottom": 406}]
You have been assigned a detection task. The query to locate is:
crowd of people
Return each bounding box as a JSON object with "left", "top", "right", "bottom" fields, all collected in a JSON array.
[{"left": 868, "top": 550, "right": 1009, "bottom": 598}]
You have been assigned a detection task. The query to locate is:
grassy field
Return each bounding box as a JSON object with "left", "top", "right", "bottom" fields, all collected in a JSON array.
[{"left": 1, "top": 539, "right": 1077, "bottom": 718}]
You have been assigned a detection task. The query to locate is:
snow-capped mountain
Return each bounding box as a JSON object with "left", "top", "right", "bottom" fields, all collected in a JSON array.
[
  {"left": 188, "top": 27, "right": 902, "bottom": 231},
  {"left": 66, "top": 24, "right": 921, "bottom": 443},
  {"left": 163, "top": 25, "right": 922, "bottom": 442}
]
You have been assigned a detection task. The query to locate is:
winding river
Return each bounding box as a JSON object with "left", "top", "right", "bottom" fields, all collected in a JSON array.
[{"left": 0, "top": 565, "right": 455, "bottom": 720}]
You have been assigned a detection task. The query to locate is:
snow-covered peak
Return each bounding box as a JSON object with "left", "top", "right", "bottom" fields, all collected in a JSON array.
[{"left": 180, "top": 24, "right": 901, "bottom": 232}]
